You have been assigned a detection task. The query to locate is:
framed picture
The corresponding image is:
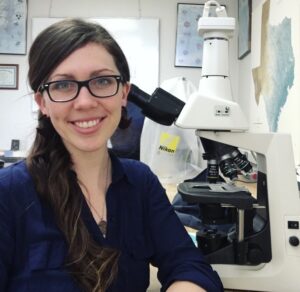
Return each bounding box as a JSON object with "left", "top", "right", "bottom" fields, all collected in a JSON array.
[
  {"left": 238, "top": 0, "right": 252, "bottom": 59},
  {"left": 0, "top": 64, "right": 19, "bottom": 89},
  {"left": 175, "top": 3, "right": 225, "bottom": 68},
  {"left": 0, "top": 0, "right": 28, "bottom": 55}
]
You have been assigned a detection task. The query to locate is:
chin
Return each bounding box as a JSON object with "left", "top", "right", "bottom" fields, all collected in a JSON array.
[
  {"left": 66, "top": 140, "right": 106, "bottom": 154},
  {"left": 79, "top": 144, "right": 105, "bottom": 153}
]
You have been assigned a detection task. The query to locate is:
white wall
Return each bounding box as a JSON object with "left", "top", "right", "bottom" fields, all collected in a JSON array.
[{"left": 0, "top": 0, "right": 237, "bottom": 151}]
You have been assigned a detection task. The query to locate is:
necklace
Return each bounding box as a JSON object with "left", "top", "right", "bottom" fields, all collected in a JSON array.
[
  {"left": 88, "top": 202, "right": 107, "bottom": 237},
  {"left": 83, "top": 155, "right": 110, "bottom": 237}
]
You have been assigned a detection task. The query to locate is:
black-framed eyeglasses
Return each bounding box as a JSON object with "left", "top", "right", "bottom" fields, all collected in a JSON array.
[{"left": 38, "top": 75, "right": 123, "bottom": 102}]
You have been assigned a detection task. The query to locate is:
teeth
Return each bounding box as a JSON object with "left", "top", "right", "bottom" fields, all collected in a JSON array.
[{"left": 75, "top": 119, "right": 99, "bottom": 128}]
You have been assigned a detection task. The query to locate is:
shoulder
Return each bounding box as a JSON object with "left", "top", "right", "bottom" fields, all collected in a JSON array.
[
  {"left": 0, "top": 160, "right": 37, "bottom": 213},
  {"left": 120, "top": 158, "right": 151, "bottom": 174},
  {"left": 0, "top": 160, "right": 30, "bottom": 188},
  {"left": 109, "top": 151, "right": 153, "bottom": 179},
  {"left": 119, "top": 158, "right": 158, "bottom": 185},
  {"left": 110, "top": 154, "right": 165, "bottom": 198}
]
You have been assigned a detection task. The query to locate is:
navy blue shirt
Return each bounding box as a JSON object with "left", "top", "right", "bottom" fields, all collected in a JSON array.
[{"left": 0, "top": 155, "right": 223, "bottom": 291}]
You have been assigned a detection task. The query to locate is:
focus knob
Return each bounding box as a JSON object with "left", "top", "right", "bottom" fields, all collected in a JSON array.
[{"left": 289, "top": 236, "right": 300, "bottom": 247}]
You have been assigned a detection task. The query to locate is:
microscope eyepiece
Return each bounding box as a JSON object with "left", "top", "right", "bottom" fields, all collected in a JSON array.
[{"left": 128, "top": 84, "right": 185, "bottom": 126}]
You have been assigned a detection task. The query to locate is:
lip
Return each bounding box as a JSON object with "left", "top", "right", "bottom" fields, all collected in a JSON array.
[{"left": 69, "top": 116, "right": 106, "bottom": 134}]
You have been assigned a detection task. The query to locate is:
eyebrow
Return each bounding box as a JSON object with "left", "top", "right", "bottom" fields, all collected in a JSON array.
[{"left": 49, "top": 69, "right": 118, "bottom": 81}]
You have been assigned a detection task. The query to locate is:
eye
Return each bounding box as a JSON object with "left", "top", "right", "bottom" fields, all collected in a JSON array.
[
  {"left": 50, "top": 81, "right": 76, "bottom": 91},
  {"left": 93, "top": 76, "right": 115, "bottom": 88}
]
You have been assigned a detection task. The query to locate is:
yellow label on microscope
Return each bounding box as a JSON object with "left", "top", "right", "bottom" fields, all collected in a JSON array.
[{"left": 158, "top": 132, "right": 180, "bottom": 154}]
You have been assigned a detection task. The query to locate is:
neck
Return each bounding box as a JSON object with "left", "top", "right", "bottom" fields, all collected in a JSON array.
[
  {"left": 74, "top": 150, "right": 111, "bottom": 229},
  {"left": 72, "top": 148, "right": 111, "bottom": 195}
]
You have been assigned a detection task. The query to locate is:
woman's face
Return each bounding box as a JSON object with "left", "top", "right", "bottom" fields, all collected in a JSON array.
[{"left": 35, "top": 42, "right": 130, "bottom": 155}]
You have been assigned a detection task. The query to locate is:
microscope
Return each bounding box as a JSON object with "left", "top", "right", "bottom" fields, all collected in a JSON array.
[{"left": 128, "top": 1, "right": 300, "bottom": 290}]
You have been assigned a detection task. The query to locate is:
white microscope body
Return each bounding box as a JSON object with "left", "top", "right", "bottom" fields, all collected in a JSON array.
[
  {"left": 175, "top": 1, "right": 248, "bottom": 131},
  {"left": 175, "top": 1, "right": 300, "bottom": 291}
]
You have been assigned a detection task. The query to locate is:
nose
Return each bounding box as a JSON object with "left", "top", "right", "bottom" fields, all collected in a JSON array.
[{"left": 73, "top": 85, "right": 98, "bottom": 110}]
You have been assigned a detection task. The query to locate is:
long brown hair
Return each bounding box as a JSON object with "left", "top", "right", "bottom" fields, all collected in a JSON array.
[{"left": 27, "top": 19, "right": 130, "bottom": 291}]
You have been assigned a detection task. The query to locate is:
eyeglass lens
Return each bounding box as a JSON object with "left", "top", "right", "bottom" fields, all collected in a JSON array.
[{"left": 47, "top": 76, "right": 120, "bottom": 102}]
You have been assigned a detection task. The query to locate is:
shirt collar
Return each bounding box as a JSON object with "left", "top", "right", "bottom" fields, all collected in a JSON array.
[{"left": 109, "top": 150, "right": 134, "bottom": 186}]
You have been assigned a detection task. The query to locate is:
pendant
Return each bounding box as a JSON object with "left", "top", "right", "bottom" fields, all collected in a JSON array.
[{"left": 98, "top": 220, "right": 107, "bottom": 237}]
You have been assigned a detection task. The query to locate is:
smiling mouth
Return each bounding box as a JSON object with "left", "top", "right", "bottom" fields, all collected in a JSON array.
[{"left": 73, "top": 118, "right": 102, "bottom": 129}]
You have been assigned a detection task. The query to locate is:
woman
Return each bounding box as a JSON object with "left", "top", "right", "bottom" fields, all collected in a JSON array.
[{"left": 0, "top": 19, "right": 223, "bottom": 292}]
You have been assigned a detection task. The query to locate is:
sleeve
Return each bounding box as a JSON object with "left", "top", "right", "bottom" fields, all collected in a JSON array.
[
  {"left": 0, "top": 171, "right": 15, "bottom": 290},
  {"left": 144, "top": 168, "right": 223, "bottom": 292}
]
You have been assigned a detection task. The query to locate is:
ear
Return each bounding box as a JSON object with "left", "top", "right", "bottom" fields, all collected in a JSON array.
[
  {"left": 34, "top": 92, "right": 49, "bottom": 116},
  {"left": 121, "top": 82, "right": 131, "bottom": 107}
]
